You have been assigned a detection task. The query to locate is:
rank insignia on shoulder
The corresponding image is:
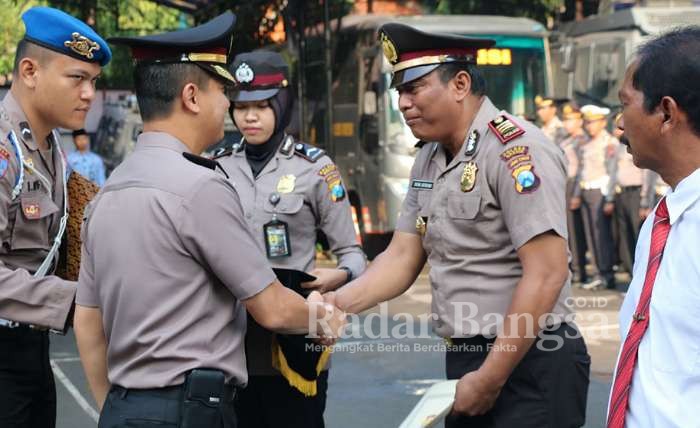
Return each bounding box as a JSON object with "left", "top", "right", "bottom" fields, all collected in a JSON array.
[
  {"left": 211, "top": 147, "right": 234, "bottom": 160},
  {"left": 489, "top": 115, "right": 525, "bottom": 145},
  {"left": 465, "top": 130, "right": 479, "bottom": 156},
  {"left": 511, "top": 164, "right": 540, "bottom": 194},
  {"left": 294, "top": 142, "right": 325, "bottom": 162}
]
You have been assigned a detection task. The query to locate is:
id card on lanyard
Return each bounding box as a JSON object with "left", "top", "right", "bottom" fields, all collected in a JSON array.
[{"left": 263, "top": 192, "right": 291, "bottom": 258}]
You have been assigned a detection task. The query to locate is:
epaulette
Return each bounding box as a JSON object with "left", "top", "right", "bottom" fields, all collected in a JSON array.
[
  {"left": 293, "top": 142, "right": 325, "bottom": 163},
  {"left": 488, "top": 114, "right": 525, "bottom": 145},
  {"left": 414, "top": 140, "right": 428, "bottom": 149},
  {"left": 211, "top": 147, "right": 234, "bottom": 160}
]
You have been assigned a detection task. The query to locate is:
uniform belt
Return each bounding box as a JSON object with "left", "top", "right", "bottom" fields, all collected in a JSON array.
[
  {"left": 619, "top": 185, "right": 641, "bottom": 192},
  {"left": 579, "top": 176, "right": 609, "bottom": 190},
  {"left": 111, "top": 383, "right": 239, "bottom": 402}
]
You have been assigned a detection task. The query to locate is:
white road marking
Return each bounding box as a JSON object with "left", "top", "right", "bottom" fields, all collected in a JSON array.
[{"left": 50, "top": 360, "right": 99, "bottom": 423}]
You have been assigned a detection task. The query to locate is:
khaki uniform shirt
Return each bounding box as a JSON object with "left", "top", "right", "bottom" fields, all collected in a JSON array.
[
  {"left": 541, "top": 116, "right": 567, "bottom": 146},
  {"left": 397, "top": 97, "right": 573, "bottom": 338},
  {"left": 217, "top": 138, "right": 366, "bottom": 375},
  {"left": 76, "top": 132, "right": 277, "bottom": 388},
  {"left": 578, "top": 130, "right": 619, "bottom": 200},
  {"left": 0, "top": 92, "right": 75, "bottom": 330},
  {"left": 611, "top": 145, "right": 644, "bottom": 189}
]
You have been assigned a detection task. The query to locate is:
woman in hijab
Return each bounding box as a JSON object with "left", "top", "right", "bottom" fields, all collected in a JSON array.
[{"left": 215, "top": 50, "right": 366, "bottom": 428}]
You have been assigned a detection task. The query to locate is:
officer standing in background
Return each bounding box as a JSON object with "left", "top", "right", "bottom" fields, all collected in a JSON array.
[
  {"left": 215, "top": 51, "right": 366, "bottom": 428},
  {"left": 328, "top": 23, "right": 589, "bottom": 427},
  {"left": 68, "top": 129, "right": 106, "bottom": 186},
  {"left": 535, "top": 95, "right": 567, "bottom": 145},
  {"left": 0, "top": 7, "right": 110, "bottom": 427},
  {"left": 640, "top": 170, "right": 670, "bottom": 220},
  {"left": 578, "top": 105, "right": 619, "bottom": 290},
  {"left": 73, "top": 13, "right": 345, "bottom": 428},
  {"left": 560, "top": 103, "right": 589, "bottom": 285},
  {"left": 609, "top": 113, "right": 644, "bottom": 274}
]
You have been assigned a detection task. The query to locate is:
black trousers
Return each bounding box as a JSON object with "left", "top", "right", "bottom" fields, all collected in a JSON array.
[
  {"left": 0, "top": 326, "right": 56, "bottom": 428},
  {"left": 566, "top": 180, "right": 588, "bottom": 282},
  {"left": 99, "top": 385, "right": 237, "bottom": 428},
  {"left": 614, "top": 186, "right": 642, "bottom": 273},
  {"left": 236, "top": 371, "right": 329, "bottom": 428},
  {"left": 445, "top": 324, "right": 590, "bottom": 428},
  {"left": 580, "top": 189, "right": 615, "bottom": 284}
]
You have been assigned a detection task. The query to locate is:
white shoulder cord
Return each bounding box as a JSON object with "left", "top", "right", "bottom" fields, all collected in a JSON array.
[
  {"left": 33, "top": 130, "right": 69, "bottom": 278},
  {"left": 7, "top": 129, "right": 69, "bottom": 278}
]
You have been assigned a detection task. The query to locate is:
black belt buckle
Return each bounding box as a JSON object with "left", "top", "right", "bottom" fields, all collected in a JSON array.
[{"left": 180, "top": 368, "right": 227, "bottom": 428}]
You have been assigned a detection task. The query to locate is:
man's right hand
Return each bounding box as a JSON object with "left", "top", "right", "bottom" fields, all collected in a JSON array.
[
  {"left": 307, "top": 291, "right": 345, "bottom": 346},
  {"left": 569, "top": 197, "right": 582, "bottom": 210}
]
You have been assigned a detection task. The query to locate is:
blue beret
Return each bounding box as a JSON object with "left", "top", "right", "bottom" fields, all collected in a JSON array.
[{"left": 21, "top": 7, "right": 111, "bottom": 66}]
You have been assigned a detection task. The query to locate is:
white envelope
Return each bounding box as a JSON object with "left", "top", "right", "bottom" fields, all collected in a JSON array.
[{"left": 399, "top": 380, "right": 458, "bottom": 428}]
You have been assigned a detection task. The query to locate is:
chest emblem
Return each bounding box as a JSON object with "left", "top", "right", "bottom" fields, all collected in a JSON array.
[
  {"left": 23, "top": 202, "right": 41, "bottom": 219},
  {"left": 460, "top": 161, "right": 478, "bottom": 192},
  {"left": 415, "top": 216, "right": 427, "bottom": 236},
  {"left": 0, "top": 147, "right": 9, "bottom": 179},
  {"left": 276, "top": 174, "right": 296, "bottom": 194}
]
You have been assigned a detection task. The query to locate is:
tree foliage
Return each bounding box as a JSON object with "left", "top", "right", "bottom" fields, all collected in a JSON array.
[{"left": 424, "top": 0, "right": 562, "bottom": 24}]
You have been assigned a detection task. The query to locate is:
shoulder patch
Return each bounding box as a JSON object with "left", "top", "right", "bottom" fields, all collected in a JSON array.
[
  {"left": 414, "top": 140, "right": 428, "bottom": 149},
  {"left": 0, "top": 145, "right": 10, "bottom": 179},
  {"left": 318, "top": 163, "right": 346, "bottom": 202},
  {"left": 488, "top": 115, "right": 525, "bottom": 145},
  {"left": 294, "top": 142, "right": 325, "bottom": 163}
]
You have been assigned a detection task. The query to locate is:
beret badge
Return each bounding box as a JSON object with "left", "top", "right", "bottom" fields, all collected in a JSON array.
[{"left": 64, "top": 32, "right": 100, "bottom": 59}]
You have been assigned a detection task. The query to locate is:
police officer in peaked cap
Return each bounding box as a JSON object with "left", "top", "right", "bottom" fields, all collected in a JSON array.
[
  {"left": 0, "top": 7, "right": 111, "bottom": 427},
  {"left": 73, "top": 12, "right": 345, "bottom": 428},
  {"left": 214, "top": 50, "right": 366, "bottom": 428},
  {"left": 327, "top": 22, "right": 590, "bottom": 427}
]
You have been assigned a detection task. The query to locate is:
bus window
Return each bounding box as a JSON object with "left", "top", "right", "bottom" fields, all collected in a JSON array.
[{"left": 469, "top": 35, "right": 548, "bottom": 120}]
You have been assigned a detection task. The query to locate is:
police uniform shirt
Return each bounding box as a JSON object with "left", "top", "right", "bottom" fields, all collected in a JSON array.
[
  {"left": 0, "top": 92, "right": 75, "bottom": 330},
  {"left": 560, "top": 134, "right": 586, "bottom": 180},
  {"left": 217, "top": 140, "right": 366, "bottom": 374},
  {"left": 579, "top": 130, "right": 619, "bottom": 197},
  {"left": 397, "top": 97, "right": 573, "bottom": 338},
  {"left": 611, "top": 146, "right": 643, "bottom": 188},
  {"left": 76, "top": 132, "right": 277, "bottom": 388},
  {"left": 542, "top": 116, "right": 567, "bottom": 146}
]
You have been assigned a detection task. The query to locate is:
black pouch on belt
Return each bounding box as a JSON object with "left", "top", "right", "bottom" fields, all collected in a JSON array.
[{"left": 180, "top": 368, "right": 225, "bottom": 428}]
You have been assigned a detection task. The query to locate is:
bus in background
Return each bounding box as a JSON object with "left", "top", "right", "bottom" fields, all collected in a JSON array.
[
  {"left": 550, "top": 1, "right": 700, "bottom": 109},
  {"left": 301, "top": 14, "right": 552, "bottom": 257}
]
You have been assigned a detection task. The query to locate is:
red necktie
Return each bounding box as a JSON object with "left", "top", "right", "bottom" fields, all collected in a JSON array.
[{"left": 607, "top": 197, "right": 671, "bottom": 428}]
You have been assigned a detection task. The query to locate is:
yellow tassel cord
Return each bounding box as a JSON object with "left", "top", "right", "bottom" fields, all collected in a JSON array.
[{"left": 271, "top": 337, "right": 332, "bottom": 397}]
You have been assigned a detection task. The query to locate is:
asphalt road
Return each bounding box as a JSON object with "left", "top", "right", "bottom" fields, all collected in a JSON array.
[{"left": 51, "top": 267, "right": 624, "bottom": 428}]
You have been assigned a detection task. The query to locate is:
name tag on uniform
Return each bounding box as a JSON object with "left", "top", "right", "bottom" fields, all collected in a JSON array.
[
  {"left": 411, "top": 179, "right": 433, "bottom": 190},
  {"left": 263, "top": 218, "right": 292, "bottom": 258}
]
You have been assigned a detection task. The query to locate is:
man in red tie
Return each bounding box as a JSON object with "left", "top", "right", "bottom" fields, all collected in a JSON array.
[{"left": 607, "top": 27, "right": 700, "bottom": 428}]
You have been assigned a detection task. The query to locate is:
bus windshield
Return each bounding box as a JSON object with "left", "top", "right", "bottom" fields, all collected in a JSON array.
[{"left": 385, "top": 36, "right": 547, "bottom": 154}]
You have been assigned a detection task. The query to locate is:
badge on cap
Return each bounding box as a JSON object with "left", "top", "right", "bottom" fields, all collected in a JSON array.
[
  {"left": 276, "top": 174, "right": 296, "bottom": 194},
  {"left": 380, "top": 32, "right": 398, "bottom": 64},
  {"left": 64, "top": 32, "right": 100, "bottom": 59},
  {"left": 465, "top": 130, "right": 479, "bottom": 157},
  {"left": 235, "top": 62, "right": 254, "bottom": 83},
  {"left": 460, "top": 161, "right": 478, "bottom": 192},
  {"left": 416, "top": 216, "right": 427, "bottom": 236}
]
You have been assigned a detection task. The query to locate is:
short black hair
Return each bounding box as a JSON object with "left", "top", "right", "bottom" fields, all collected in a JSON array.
[
  {"left": 437, "top": 62, "right": 487, "bottom": 96},
  {"left": 13, "top": 39, "right": 54, "bottom": 76},
  {"left": 134, "top": 63, "right": 212, "bottom": 121},
  {"left": 72, "top": 129, "right": 88, "bottom": 137},
  {"left": 633, "top": 26, "right": 700, "bottom": 136}
]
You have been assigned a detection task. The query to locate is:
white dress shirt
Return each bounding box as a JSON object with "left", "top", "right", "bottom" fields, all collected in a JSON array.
[{"left": 608, "top": 167, "right": 700, "bottom": 427}]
